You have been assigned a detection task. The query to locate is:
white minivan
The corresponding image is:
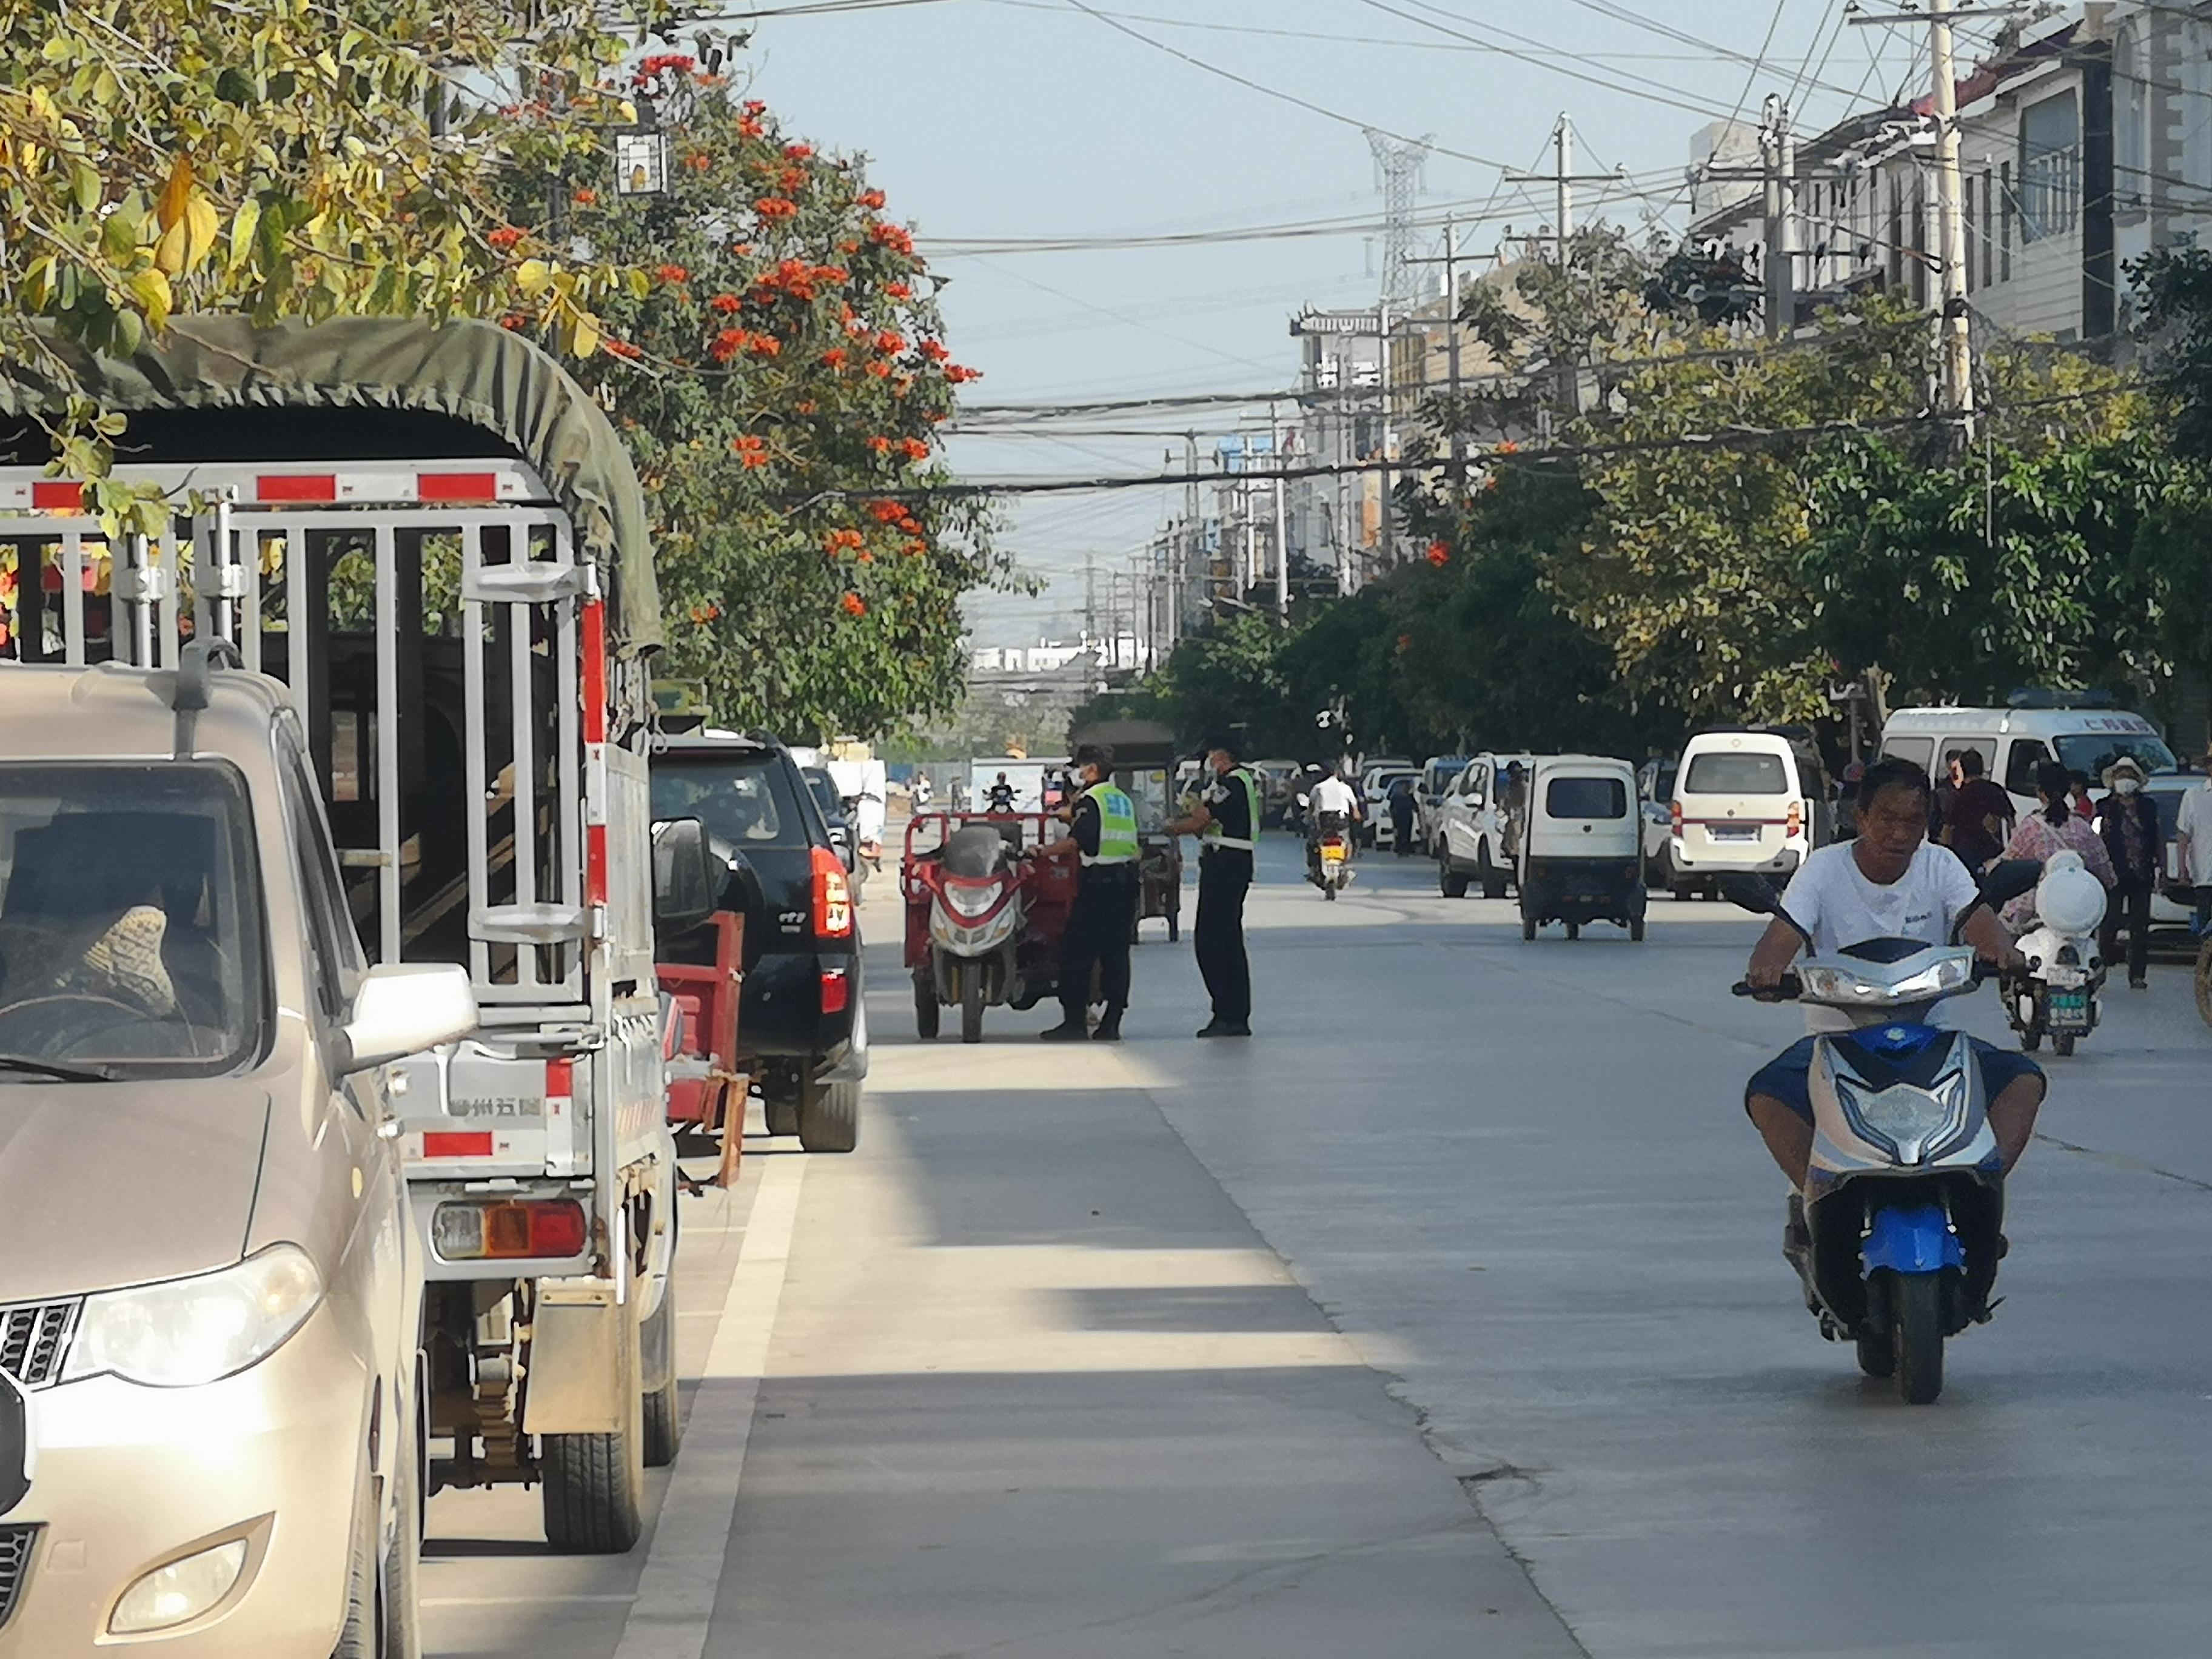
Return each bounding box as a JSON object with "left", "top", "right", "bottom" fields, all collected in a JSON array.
[
  {"left": 1667, "top": 727, "right": 1827, "bottom": 897},
  {"left": 1879, "top": 702, "right": 2175, "bottom": 819}
]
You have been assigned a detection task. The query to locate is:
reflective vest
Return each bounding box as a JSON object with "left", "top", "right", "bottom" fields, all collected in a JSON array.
[
  {"left": 1082, "top": 782, "right": 1139, "bottom": 866},
  {"left": 1201, "top": 768, "right": 1260, "bottom": 853}
]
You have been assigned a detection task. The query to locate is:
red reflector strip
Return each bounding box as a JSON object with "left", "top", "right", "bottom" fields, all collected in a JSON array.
[
  {"left": 30, "top": 481, "right": 85, "bottom": 511},
  {"left": 422, "top": 1130, "right": 494, "bottom": 1158},
  {"left": 586, "top": 823, "right": 609, "bottom": 907},
  {"left": 418, "top": 471, "right": 500, "bottom": 503},
  {"left": 545, "top": 1057, "right": 574, "bottom": 1099},
  {"left": 580, "top": 599, "right": 608, "bottom": 743},
  {"left": 258, "top": 474, "right": 337, "bottom": 503}
]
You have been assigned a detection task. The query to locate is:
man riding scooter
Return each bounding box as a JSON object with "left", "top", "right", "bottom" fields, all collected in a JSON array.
[
  {"left": 1304, "top": 769, "right": 1359, "bottom": 886},
  {"left": 1742, "top": 757, "right": 2044, "bottom": 1205}
]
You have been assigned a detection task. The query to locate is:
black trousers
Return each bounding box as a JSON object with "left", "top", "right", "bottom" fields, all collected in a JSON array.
[
  {"left": 1060, "top": 871, "right": 1136, "bottom": 1018},
  {"left": 1390, "top": 808, "right": 1415, "bottom": 853},
  {"left": 2102, "top": 883, "right": 2154, "bottom": 984},
  {"left": 1195, "top": 854, "right": 1252, "bottom": 1022}
]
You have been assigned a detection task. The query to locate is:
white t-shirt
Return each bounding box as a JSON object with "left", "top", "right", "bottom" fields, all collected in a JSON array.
[
  {"left": 1309, "top": 777, "right": 1358, "bottom": 817},
  {"left": 1778, "top": 840, "right": 1980, "bottom": 1032},
  {"left": 2177, "top": 782, "right": 2212, "bottom": 885}
]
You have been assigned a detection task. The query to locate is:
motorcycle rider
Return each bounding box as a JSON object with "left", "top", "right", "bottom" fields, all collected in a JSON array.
[
  {"left": 1304, "top": 768, "right": 1358, "bottom": 885},
  {"left": 1743, "top": 757, "right": 2043, "bottom": 1192},
  {"left": 1040, "top": 745, "right": 1139, "bottom": 1043},
  {"left": 985, "top": 771, "right": 1017, "bottom": 814}
]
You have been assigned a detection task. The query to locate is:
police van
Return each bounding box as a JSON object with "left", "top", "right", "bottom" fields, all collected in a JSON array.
[{"left": 1878, "top": 697, "right": 2176, "bottom": 818}]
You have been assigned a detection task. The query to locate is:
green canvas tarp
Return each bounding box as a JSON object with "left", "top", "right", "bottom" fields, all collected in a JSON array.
[{"left": 0, "top": 315, "right": 662, "bottom": 651}]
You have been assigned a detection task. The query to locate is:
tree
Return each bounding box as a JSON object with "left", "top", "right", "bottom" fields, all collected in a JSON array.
[{"left": 498, "top": 68, "right": 1011, "bottom": 741}]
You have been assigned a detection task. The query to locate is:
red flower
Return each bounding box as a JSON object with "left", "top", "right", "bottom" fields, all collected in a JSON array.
[
  {"left": 857, "top": 551, "right": 873, "bottom": 563},
  {"left": 731, "top": 243, "right": 754, "bottom": 257},
  {"left": 823, "top": 528, "right": 865, "bottom": 554},
  {"left": 779, "top": 167, "right": 807, "bottom": 195},
  {"left": 944, "top": 363, "right": 982, "bottom": 383},
  {"left": 919, "top": 338, "right": 950, "bottom": 362},
  {"left": 902, "top": 538, "right": 927, "bottom": 558},
  {"left": 498, "top": 313, "right": 528, "bottom": 331},
  {"left": 743, "top": 99, "right": 768, "bottom": 115},
  {"left": 813, "top": 265, "right": 850, "bottom": 286},
  {"left": 857, "top": 189, "right": 886, "bottom": 210},
  {"left": 868, "top": 499, "right": 907, "bottom": 523},
  {"left": 785, "top": 143, "right": 814, "bottom": 160},
  {"left": 749, "top": 333, "right": 780, "bottom": 357},
  {"left": 754, "top": 197, "right": 797, "bottom": 221},
  {"left": 875, "top": 330, "right": 907, "bottom": 355},
  {"left": 867, "top": 221, "right": 914, "bottom": 254},
  {"left": 796, "top": 399, "right": 817, "bottom": 414},
  {"left": 1496, "top": 440, "right": 1520, "bottom": 455},
  {"left": 865, "top": 360, "right": 892, "bottom": 379},
  {"left": 840, "top": 592, "right": 867, "bottom": 617},
  {"left": 605, "top": 340, "right": 643, "bottom": 360},
  {"left": 885, "top": 281, "right": 911, "bottom": 300},
  {"left": 488, "top": 226, "right": 525, "bottom": 252},
  {"left": 655, "top": 263, "right": 688, "bottom": 284},
  {"left": 1426, "top": 540, "right": 1450, "bottom": 567},
  {"left": 709, "top": 293, "right": 742, "bottom": 314},
  {"left": 900, "top": 437, "right": 930, "bottom": 461},
  {"left": 866, "top": 435, "right": 893, "bottom": 454},
  {"left": 820, "top": 347, "right": 848, "bottom": 369},
  {"left": 738, "top": 116, "right": 764, "bottom": 139},
  {"left": 711, "top": 328, "right": 750, "bottom": 363},
  {"left": 572, "top": 187, "right": 597, "bottom": 206}
]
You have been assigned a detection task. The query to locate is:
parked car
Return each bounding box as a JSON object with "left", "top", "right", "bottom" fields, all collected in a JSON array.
[
  {"left": 0, "top": 647, "right": 478, "bottom": 1655},
  {"left": 1435, "top": 752, "right": 1534, "bottom": 898},
  {"left": 653, "top": 732, "right": 866, "bottom": 1152},
  {"left": 1362, "top": 764, "right": 1421, "bottom": 849},
  {"left": 1667, "top": 727, "right": 1830, "bottom": 899},
  {"left": 1637, "top": 756, "right": 1680, "bottom": 888},
  {"left": 1519, "top": 754, "right": 1646, "bottom": 940},
  {"left": 802, "top": 763, "right": 862, "bottom": 878},
  {"left": 1415, "top": 754, "right": 1470, "bottom": 854}
]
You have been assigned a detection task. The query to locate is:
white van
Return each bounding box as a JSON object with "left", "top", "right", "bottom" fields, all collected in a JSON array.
[
  {"left": 1879, "top": 702, "right": 2176, "bottom": 819},
  {"left": 1519, "top": 755, "right": 1645, "bottom": 940},
  {"left": 1668, "top": 727, "right": 1827, "bottom": 897}
]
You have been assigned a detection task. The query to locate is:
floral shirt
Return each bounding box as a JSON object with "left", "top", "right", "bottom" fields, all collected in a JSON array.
[{"left": 1999, "top": 811, "right": 2116, "bottom": 931}]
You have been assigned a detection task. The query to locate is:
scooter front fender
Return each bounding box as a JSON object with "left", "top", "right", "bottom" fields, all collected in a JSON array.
[{"left": 1861, "top": 1202, "right": 1965, "bottom": 1276}]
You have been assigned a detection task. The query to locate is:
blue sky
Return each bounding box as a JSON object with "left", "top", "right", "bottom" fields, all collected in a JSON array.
[{"left": 742, "top": 0, "right": 1946, "bottom": 646}]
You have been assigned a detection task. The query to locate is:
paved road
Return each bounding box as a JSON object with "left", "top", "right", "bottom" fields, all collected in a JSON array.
[{"left": 425, "top": 842, "right": 2212, "bottom": 1657}]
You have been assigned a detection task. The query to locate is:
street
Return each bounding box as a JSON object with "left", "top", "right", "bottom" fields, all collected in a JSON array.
[{"left": 420, "top": 845, "right": 2212, "bottom": 1658}]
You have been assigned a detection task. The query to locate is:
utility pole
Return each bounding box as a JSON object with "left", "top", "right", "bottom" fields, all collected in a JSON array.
[
  {"left": 1082, "top": 555, "right": 1097, "bottom": 657},
  {"left": 1270, "top": 400, "right": 1289, "bottom": 618},
  {"left": 1761, "top": 95, "right": 1798, "bottom": 339},
  {"left": 1505, "top": 114, "right": 1626, "bottom": 264},
  {"left": 1376, "top": 293, "right": 1395, "bottom": 571},
  {"left": 1404, "top": 216, "right": 1467, "bottom": 498}
]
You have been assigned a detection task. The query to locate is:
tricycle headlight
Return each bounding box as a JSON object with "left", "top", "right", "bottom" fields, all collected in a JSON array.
[{"left": 63, "top": 1245, "right": 322, "bottom": 1389}]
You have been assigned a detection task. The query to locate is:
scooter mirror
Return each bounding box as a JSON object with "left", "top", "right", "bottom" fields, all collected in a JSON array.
[{"left": 1718, "top": 873, "right": 1785, "bottom": 916}]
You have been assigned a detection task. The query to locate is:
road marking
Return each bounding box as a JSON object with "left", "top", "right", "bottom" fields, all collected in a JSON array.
[
  {"left": 423, "top": 1595, "right": 638, "bottom": 1607},
  {"left": 612, "top": 1153, "right": 806, "bottom": 1659}
]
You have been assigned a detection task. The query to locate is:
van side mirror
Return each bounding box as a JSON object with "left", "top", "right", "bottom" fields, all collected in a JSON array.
[
  {"left": 343, "top": 963, "right": 478, "bottom": 1074},
  {"left": 652, "top": 816, "right": 719, "bottom": 934}
]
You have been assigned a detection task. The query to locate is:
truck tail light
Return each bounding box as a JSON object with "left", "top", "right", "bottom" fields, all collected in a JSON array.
[
  {"left": 421, "top": 1131, "right": 493, "bottom": 1159},
  {"left": 1669, "top": 800, "right": 1683, "bottom": 836},
  {"left": 1787, "top": 801, "right": 1804, "bottom": 839},
  {"left": 431, "top": 1199, "right": 588, "bottom": 1261},
  {"left": 813, "top": 845, "right": 853, "bottom": 938},
  {"left": 820, "top": 966, "right": 850, "bottom": 1014}
]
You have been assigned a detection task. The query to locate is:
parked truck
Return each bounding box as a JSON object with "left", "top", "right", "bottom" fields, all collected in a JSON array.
[{"left": 0, "top": 317, "right": 702, "bottom": 1554}]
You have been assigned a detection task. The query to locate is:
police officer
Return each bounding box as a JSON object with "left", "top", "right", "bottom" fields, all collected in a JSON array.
[
  {"left": 1169, "top": 740, "right": 1258, "bottom": 1037},
  {"left": 1041, "top": 745, "right": 1139, "bottom": 1042}
]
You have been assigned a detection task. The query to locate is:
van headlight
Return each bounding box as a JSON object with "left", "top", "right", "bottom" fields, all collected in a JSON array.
[{"left": 62, "top": 1245, "right": 322, "bottom": 1388}]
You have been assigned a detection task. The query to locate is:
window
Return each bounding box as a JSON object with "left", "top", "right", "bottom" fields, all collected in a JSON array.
[
  {"left": 283, "top": 745, "right": 366, "bottom": 1021},
  {"left": 1546, "top": 776, "right": 1626, "bottom": 819},
  {"left": 2000, "top": 161, "right": 2014, "bottom": 280},
  {"left": 2117, "top": 27, "right": 2147, "bottom": 207},
  {"left": 1911, "top": 195, "right": 1928, "bottom": 306},
  {"left": 2053, "top": 731, "right": 2177, "bottom": 783},
  {"left": 1881, "top": 736, "right": 1935, "bottom": 776},
  {"left": 2003, "top": 739, "right": 2053, "bottom": 799},
  {"left": 1982, "top": 169, "right": 1994, "bottom": 287},
  {"left": 1888, "top": 177, "right": 1905, "bottom": 289},
  {"left": 2020, "top": 92, "right": 2081, "bottom": 242},
  {"left": 1964, "top": 175, "right": 1977, "bottom": 292},
  {"left": 651, "top": 752, "right": 808, "bottom": 848},
  {"left": 1684, "top": 751, "right": 1789, "bottom": 795},
  {"left": 0, "top": 762, "right": 269, "bottom": 1074}
]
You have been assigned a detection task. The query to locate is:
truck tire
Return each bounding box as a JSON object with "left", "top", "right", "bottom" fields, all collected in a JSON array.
[
  {"left": 641, "top": 1271, "right": 681, "bottom": 1467},
  {"left": 799, "top": 1078, "right": 860, "bottom": 1153},
  {"left": 540, "top": 1305, "right": 647, "bottom": 1554},
  {"left": 914, "top": 972, "right": 940, "bottom": 1041}
]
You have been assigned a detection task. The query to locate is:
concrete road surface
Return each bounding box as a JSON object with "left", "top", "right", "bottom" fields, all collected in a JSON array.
[{"left": 425, "top": 842, "right": 2212, "bottom": 1657}]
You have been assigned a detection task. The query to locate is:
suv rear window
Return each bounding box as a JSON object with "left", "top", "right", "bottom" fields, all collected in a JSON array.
[
  {"left": 1547, "top": 777, "right": 1627, "bottom": 819},
  {"left": 1684, "top": 751, "right": 1789, "bottom": 794},
  {"left": 652, "top": 753, "right": 812, "bottom": 850},
  {"left": 0, "top": 761, "right": 268, "bottom": 1076}
]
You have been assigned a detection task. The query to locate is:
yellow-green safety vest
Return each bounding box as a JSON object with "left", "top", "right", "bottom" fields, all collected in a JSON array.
[
  {"left": 1201, "top": 768, "right": 1260, "bottom": 853},
  {"left": 1082, "top": 781, "right": 1139, "bottom": 866}
]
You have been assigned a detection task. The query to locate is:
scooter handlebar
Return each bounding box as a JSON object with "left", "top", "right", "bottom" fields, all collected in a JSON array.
[{"left": 1731, "top": 973, "right": 1803, "bottom": 1001}]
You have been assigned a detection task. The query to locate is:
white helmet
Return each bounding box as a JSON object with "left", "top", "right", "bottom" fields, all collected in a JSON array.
[{"left": 2036, "top": 850, "right": 2109, "bottom": 935}]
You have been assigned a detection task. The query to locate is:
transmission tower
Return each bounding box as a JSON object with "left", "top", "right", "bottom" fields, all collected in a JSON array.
[{"left": 1366, "top": 129, "right": 1431, "bottom": 307}]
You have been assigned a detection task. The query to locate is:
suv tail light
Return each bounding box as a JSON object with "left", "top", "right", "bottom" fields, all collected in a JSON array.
[
  {"left": 1786, "top": 800, "right": 1804, "bottom": 839},
  {"left": 1669, "top": 800, "right": 1683, "bottom": 836},
  {"left": 820, "top": 966, "right": 850, "bottom": 1014},
  {"left": 431, "top": 1199, "right": 588, "bottom": 1261},
  {"left": 813, "top": 845, "right": 854, "bottom": 938}
]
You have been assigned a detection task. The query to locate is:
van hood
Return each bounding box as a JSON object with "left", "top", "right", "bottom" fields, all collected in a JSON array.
[{"left": 0, "top": 1085, "right": 270, "bottom": 1301}]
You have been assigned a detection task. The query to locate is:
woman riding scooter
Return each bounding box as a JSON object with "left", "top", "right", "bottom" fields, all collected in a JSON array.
[{"left": 1996, "top": 759, "right": 2114, "bottom": 934}]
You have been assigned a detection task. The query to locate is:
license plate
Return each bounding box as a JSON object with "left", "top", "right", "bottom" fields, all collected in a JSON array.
[
  {"left": 2049, "top": 990, "right": 2090, "bottom": 1030},
  {"left": 1321, "top": 846, "right": 1346, "bottom": 862},
  {"left": 1708, "top": 825, "right": 1759, "bottom": 842}
]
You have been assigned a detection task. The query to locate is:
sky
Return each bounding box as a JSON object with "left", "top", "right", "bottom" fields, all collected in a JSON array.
[{"left": 739, "top": 0, "right": 1952, "bottom": 648}]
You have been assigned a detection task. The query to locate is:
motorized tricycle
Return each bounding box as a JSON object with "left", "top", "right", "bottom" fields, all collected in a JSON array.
[{"left": 902, "top": 812, "right": 1074, "bottom": 1042}]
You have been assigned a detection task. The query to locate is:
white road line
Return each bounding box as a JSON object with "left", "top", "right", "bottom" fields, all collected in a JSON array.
[
  {"left": 612, "top": 1153, "right": 807, "bottom": 1659},
  {"left": 423, "top": 1595, "right": 638, "bottom": 1607}
]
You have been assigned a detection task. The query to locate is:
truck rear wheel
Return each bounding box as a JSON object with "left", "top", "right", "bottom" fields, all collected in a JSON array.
[
  {"left": 640, "top": 1269, "right": 681, "bottom": 1468},
  {"left": 763, "top": 1085, "right": 800, "bottom": 1138},
  {"left": 799, "top": 1077, "right": 860, "bottom": 1153},
  {"left": 540, "top": 1305, "right": 646, "bottom": 1554}
]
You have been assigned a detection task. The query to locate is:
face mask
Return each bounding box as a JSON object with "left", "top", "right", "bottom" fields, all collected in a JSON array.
[{"left": 2116, "top": 777, "right": 2141, "bottom": 796}]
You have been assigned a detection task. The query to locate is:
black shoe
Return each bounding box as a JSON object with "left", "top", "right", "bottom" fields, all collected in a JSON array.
[
  {"left": 1039, "top": 1018, "right": 1089, "bottom": 1042},
  {"left": 1195, "top": 1019, "right": 1252, "bottom": 1038},
  {"left": 1091, "top": 1010, "right": 1123, "bottom": 1041}
]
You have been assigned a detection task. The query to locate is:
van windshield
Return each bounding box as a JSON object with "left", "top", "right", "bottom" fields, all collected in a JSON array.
[
  {"left": 2054, "top": 732, "right": 2176, "bottom": 782},
  {"left": 1547, "top": 777, "right": 1627, "bottom": 819},
  {"left": 1684, "top": 751, "right": 1789, "bottom": 794},
  {"left": 0, "top": 762, "right": 267, "bottom": 1077}
]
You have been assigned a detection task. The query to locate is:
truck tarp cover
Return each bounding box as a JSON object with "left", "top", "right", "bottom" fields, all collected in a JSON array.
[{"left": 0, "top": 316, "right": 661, "bottom": 651}]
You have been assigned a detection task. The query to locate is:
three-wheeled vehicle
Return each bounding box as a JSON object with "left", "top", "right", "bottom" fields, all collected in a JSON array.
[
  {"left": 1518, "top": 755, "right": 1647, "bottom": 942},
  {"left": 903, "top": 812, "right": 1076, "bottom": 1041},
  {"left": 1070, "top": 719, "right": 1184, "bottom": 942}
]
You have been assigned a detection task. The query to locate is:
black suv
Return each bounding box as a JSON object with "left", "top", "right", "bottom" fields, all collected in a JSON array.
[{"left": 652, "top": 733, "right": 865, "bottom": 1151}]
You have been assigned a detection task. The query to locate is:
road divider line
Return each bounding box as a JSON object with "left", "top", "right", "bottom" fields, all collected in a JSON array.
[{"left": 612, "top": 1153, "right": 808, "bottom": 1659}]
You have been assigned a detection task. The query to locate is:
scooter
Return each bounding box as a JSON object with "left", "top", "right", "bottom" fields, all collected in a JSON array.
[
  {"left": 1306, "top": 809, "right": 1353, "bottom": 900},
  {"left": 911, "top": 823, "right": 1031, "bottom": 1044},
  {"left": 1724, "top": 860, "right": 2041, "bottom": 1404},
  {"left": 2003, "top": 850, "right": 2108, "bottom": 1056}
]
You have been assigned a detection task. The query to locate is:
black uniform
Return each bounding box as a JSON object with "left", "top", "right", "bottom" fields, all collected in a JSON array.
[
  {"left": 1059, "top": 791, "right": 1136, "bottom": 1022},
  {"left": 1195, "top": 768, "right": 1256, "bottom": 1026}
]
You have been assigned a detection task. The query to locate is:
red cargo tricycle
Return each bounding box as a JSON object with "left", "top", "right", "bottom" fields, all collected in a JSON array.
[{"left": 902, "top": 812, "right": 1075, "bottom": 1042}]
